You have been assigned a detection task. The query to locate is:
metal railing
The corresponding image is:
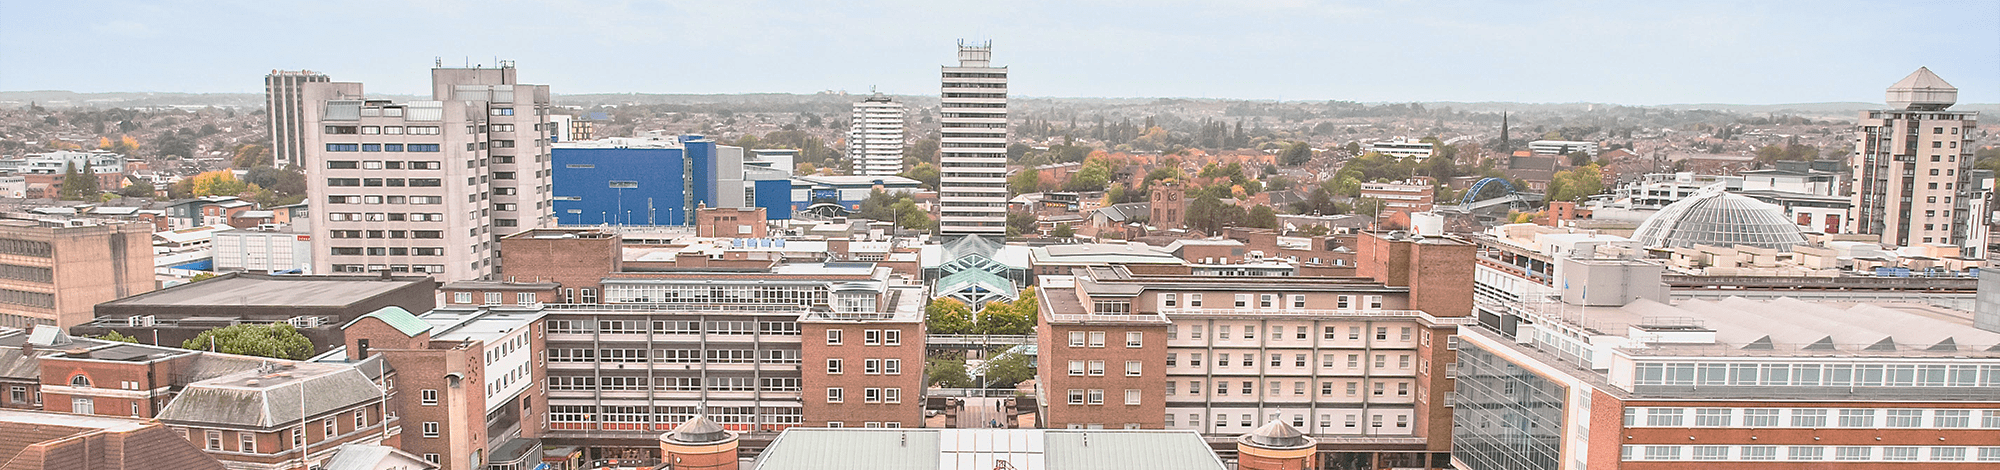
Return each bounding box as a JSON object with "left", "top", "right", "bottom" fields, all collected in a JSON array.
[{"left": 925, "top": 335, "right": 1035, "bottom": 346}]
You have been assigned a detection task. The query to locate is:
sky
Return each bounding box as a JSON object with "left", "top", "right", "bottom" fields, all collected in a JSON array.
[{"left": 2, "top": 0, "right": 1996, "bottom": 105}]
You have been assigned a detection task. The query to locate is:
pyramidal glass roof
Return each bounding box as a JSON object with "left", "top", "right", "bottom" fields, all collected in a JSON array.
[{"left": 1631, "top": 185, "right": 1806, "bottom": 250}]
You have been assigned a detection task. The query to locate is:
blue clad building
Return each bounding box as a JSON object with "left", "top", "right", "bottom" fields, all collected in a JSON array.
[{"left": 552, "top": 133, "right": 792, "bottom": 226}]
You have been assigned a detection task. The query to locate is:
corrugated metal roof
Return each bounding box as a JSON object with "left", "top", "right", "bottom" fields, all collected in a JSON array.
[
  {"left": 1042, "top": 431, "right": 1227, "bottom": 470},
  {"left": 753, "top": 429, "right": 940, "bottom": 470}
]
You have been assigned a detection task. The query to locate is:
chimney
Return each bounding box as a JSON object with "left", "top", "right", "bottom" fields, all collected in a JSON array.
[{"left": 356, "top": 339, "right": 370, "bottom": 360}]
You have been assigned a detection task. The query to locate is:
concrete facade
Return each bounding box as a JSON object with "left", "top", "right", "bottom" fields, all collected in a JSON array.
[{"left": 0, "top": 218, "right": 154, "bottom": 329}]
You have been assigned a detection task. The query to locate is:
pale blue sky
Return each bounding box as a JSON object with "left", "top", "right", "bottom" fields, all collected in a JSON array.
[{"left": 2, "top": 0, "right": 1995, "bottom": 104}]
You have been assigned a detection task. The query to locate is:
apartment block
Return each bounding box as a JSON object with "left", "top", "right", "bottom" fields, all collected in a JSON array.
[
  {"left": 301, "top": 63, "right": 554, "bottom": 281},
  {"left": 0, "top": 217, "right": 154, "bottom": 328},
  {"left": 1036, "top": 232, "right": 1473, "bottom": 469},
  {"left": 798, "top": 294, "right": 927, "bottom": 428},
  {"left": 848, "top": 93, "right": 907, "bottom": 176},
  {"left": 267, "top": 70, "right": 331, "bottom": 168},
  {"left": 1850, "top": 67, "right": 1979, "bottom": 246},
  {"left": 938, "top": 41, "right": 1009, "bottom": 237}
]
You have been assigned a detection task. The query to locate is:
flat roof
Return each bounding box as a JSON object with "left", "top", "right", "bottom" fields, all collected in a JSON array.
[
  {"left": 750, "top": 428, "right": 1227, "bottom": 470},
  {"left": 0, "top": 408, "right": 151, "bottom": 432},
  {"left": 1545, "top": 296, "right": 2000, "bottom": 356},
  {"left": 421, "top": 307, "right": 546, "bottom": 344},
  {"left": 101, "top": 274, "right": 427, "bottom": 309}
]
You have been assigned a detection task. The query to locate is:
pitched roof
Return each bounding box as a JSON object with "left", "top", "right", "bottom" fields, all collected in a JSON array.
[
  {"left": 0, "top": 409, "right": 225, "bottom": 470},
  {"left": 1889, "top": 66, "right": 1955, "bottom": 91},
  {"left": 320, "top": 443, "right": 438, "bottom": 470},
  {"left": 155, "top": 363, "right": 385, "bottom": 430},
  {"left": 343, "top": 306, "right": 432, "bottom": 337}
]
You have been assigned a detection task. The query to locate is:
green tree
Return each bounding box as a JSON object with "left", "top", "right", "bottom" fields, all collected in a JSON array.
[
  {"left": 95, "top": 331, "right": 141, "bottom": 343},
  {"left": 1186, "top": 194, "right": 1245, "bottom": 235},
  {"left": 1546, "top": 164, "right": 1607, "bottom": 203},
  {"left": 232, "top": 144, "right": 271, "bottom": 168},
  {"left": 1050, "top": 223, "right": 1075, "bottom": 238},
  {"left": 182, "top": 323, "right": 315, "bottom": 360},
  {"left": 1009, "top": 169, "right": 1041, "bottom": 196},
  {"left": 118, "top": 179, "right": 156, "bottom": 199},
  {"left": 1353, "top": 197, "right": 1387, "bottom": 219},
  {"left": 1006, "top": 212, "right": 1036, "bottom": 237},
  {"left": 900, "top": 162, "right": 940, "bottom": 191},
  {"left": 1279, "top": 141, "right": 1313, "bottom": 166},
  {"left": 926, "top": 299, "right": 974, "bottom": 335},
  {"left": 926, "top": 357, "right": 974, "bottom": 388},
  {"left": 1247, "top": 205, "right": 1278, "bottom": 229},
  {"left": 1063, "top": 154, "right": 1113, "bottom": 192},
  {"left": 974, "top": 290, "right": 1038, "bottom": 335},
  {"left": 980, "top": 352, "right": 1036, "bottom": 388},
  {"left": 59, "top": 161, "right": 99, "bottom": 200}
]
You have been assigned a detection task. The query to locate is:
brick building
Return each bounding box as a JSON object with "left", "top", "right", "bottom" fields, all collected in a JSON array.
[
  {"left": 695, "top": 206, "right": 768, "bottom": 238},
  {"left": 798, "top": 292, "right": 927, "bottom": 428},
  {"left": 1036, "top": 231, "right": 1474, "bottom": 469},
  {"left": 0, "top": 408, "right": 226, "bottom": 470},
  {"left": 156, "top": 360, "right": 398, "bottom": 470},
  {"left": 338, "top": 305, "right": 547, "bottom": 470},
  {"left": 0, "top": 217, "right": 153, "bottom": 329}
]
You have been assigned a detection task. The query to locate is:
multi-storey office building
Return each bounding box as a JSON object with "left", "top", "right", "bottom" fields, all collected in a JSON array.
[
  {"left": 938, "top": 41, "right": 1009, "bottom": 237},
  {"left": 1452, "top": 272, "right": 2000, "bottom": 470},
  {"left": 529, "top": 262, "right": 925, "bottom": 463},
  {"left": 267, "top": 70, "right": 331, "bottom": 169},
  {"left": 1038, "top": 232, "right": 1474, "bottom": 469},
  {"left": 301, "top": 63, "right": 554, "bottom": 281},
  {"left": 848, "top": 93, "right": 907, "bottom": 176},
  {"left": 1850, "top": 67, "right": 1979, "bottom": 247},
  {"left": 0, "top": 217, "right": 154, "bottom": 328}
]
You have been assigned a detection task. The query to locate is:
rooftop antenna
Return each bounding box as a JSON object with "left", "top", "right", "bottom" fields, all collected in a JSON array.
[{"left": 434, "top": 57, "right": 442, "bottom": 67}]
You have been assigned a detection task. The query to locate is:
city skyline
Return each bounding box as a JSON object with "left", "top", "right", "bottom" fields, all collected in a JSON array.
[{"left": 0, "top": 1, "right": 1995, "bottom": 105}]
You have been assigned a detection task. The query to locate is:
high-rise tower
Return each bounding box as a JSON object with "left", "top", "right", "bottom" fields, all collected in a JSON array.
[
  {"left": 265, "top": 70, "right": 330, "bottom": 168},
  {"left": 938, "top": 41, "right": 1009, "bottom": 238},
  {"left": 1849, "top": 67, "right": 1979, "bottom": 246},
  {"left": 301, "top": 62, "right": 554, "bottom": 281},
  {"left": 848, "top": 93, "right": 907, "bottom": 176}
]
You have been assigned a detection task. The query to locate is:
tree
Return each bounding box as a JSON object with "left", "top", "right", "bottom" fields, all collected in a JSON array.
[
  {"left": 1050, "top": 223, "right": 1075, "bottom": 238},
  {"left": 1186, "top": 194, "right": 1245, "bottom": 235},
  {"left": 118, "top": 179, "right": 156, "bottom": 199},
  {"left": 974, "top": 290, "right": 1038, "bottom": 335},
  {"left": 1008, "top": 168, "right": 1041, "bottom": 196},
  {"left": 901, "top": 162, "right": 940, "bottom": 191},
  {"left": 1546, "top": 164, "right": 1606, "bottom": 203},
  {"left": 187, "top": 170, "right": 252, "bottom": 197},
  {"left": 1006, "top": 212, "right": 1036, "bottom": 237},
  {"left": 95, "top": 331, "right": 141, "bottom": 343},
  {"left": 1247, "top": 205, "right": 1278, "bottom": 229},
  {"left": 182, "top": 323, "right": 315, "bottom": 360},
  {"left": 1353, "top": 197, "right": 1387, "bottom": 219},
  {"left": 232, "top": 144, "right": 271, "bottom": 168},
  {"left": 1063, "top": 154, "right": 1113, "bottom": 192},
  {"left": 1279, "top": 141, "right": 1313, "bottom": 166},
  {"left": 58, "top": 161, "right": 98, "bottom": 200},
  {"left": 926, "top": 299, "right": 974, "bottom": 335},
  {"left": 926, "top": 357, "right": 974, "bottom": 388},
  {"left": 980, "top": 352, "right": 1036, "bottom": 388}
]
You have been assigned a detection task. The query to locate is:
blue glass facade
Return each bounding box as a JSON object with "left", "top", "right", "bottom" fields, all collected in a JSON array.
[
  {"left": 1451, "top": 341, "right": 1568, "bottom": 470},
  {"left": 553, "top": 136, "right": 792, "bottom": 225}
]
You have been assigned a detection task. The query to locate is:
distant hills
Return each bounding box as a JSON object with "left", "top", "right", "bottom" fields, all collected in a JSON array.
[{"left": 2, "top": 90, "right": 1994, "bottom": 121}]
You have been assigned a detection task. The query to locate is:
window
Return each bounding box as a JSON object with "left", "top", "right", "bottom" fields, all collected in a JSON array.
[
  {"left": 1068, "top": 389, "right": 1084, "bottom": 405},
  {"left": 1694, "top": 408, "right": 1731, "bottom": 427},
  {"left": 1216, "top": 381, "right": 1228, "bottom": 396},
  {"left": 1933, "top": 447, "right": 1966, "bottom": 461},
  {"left": 422, "top": 421, "right": 440, "bottom": 438},
  {"left": 1296, "top": 354, "right": 1306, "bottom": 367},
  {"left": 1087, "top": 360, "right": 1105, "bottom": 376},
  {"left": 1162, "top": 293, "right": 1177, "bottom": 308},
  {"left": 70, "top": 397, "right": 93, "bottom": 414},
  {"left": 826, "top": 329, "right": 843, "bottom": 345},
  {"left": 7, "top": 386, "right": 20, "bottom": 404},
  {"left": 205, "top": 430, "right": 222, "bottom": 450},
  {"left": 324, "top": 417, "right": 337, "bottom": 438},
  {"left": 1742, "top": 409, "right": 1779, "bottom": 427},
  {"left": 1643, "top": 446, "right": 1681, "bottom": 461},
  {"left": 1165, "top": 382, "right": 1176, "bottom": 396},
  {"left": 1883, "top": 446, "right": 1918, "bottom": 461},
  {"left": 453, "top": 292, "right": 472, "bottom": 304},
  {"left": 1088, "top": 331, "right": 1105, "bottom": 347},
  {"left": 1834, "top": 446, "right": 1871, "bottom": 461},
  {"left": 1068, "top": 360, "right": 1085, "bottom": 376},
  {"left": 1837, "top": 409, "right": 1874, "bottom": 427},
  {"left": 885, "top": 359, "right": 901, "bottom": 375},
  {"left": 865, "top": 329, "right": 881, "bottom": 345},
  {"left": 827, "top": 388, "right": 843, "bottom": 403},
  {"left": 1069, "top": 331, "right": 1085, "bottom": 347},
  {"left": 864, "top": 359, "right": 880, "bottom": 374},
  {"left": 1885, "top": 409, "right": 1922, "bottom": 427},
  {"left": 1126, "top": 361, "right": 1142, "bottom": 376},
  {"left": 1936, "top": 409, "right": 1971, "bottom": 428},
  {"left": 1234, "top": 294, "right": 1248, "bottom": 308},
  {"left": 885, "top": 388, "right": 901, "bottom": 404},
  {"left": 864, "top": 388, "right": 881, "bottom": 403},
  {"left": 355, "top": 410, "right": 368, "bottom": 429},
  {"left": 1189, "top": 353, "right": 1202, "bottom": 367},
  {"left": 70, "top": 374, "right": 90, "bottom": 387},
  {"left": 421, "top": 389, "right": 438, "bottom": 405},
  {"left": 1741, "top": 446, "right": 1776, "bottom": 460},
  {"left": 1788, "top": 446, "right": 1824, "bottom": 460},
  {"left": 885, "top": 330, "right": 901, "bottom": 345},
  {"left": 1188, "top": 293, "right": 1202, "bottom": 307},
  {"left": 1166, "top": 353, "right": 1177, "bottom": 367},
  {"left": 1691, "top": 446, "right": 1727, "bottom": 460},
  {"left": 1791, "top": 408, "right": 1827, "bottom": 427},
  {"left": 1646, "top": 408, "right": 1684, "bottom": 426},
  {"left": 1218, "top": 354, "right": 1229, "bottom": 368},
  {"left": 827, "top": 359, "right": 843, "bottom": 374},
  {"left": 1126, "top": 332, "right": 1143, "bottom": 348},
  {"left": 239, "top": 432, "right": 256, "bottom": 453}
]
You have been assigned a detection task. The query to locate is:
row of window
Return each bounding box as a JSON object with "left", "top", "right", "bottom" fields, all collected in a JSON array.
[
  {"left": 1067, "top": 360, "right": 1142, "bottom": 377},
  {"left": 1167, "top": 352, "right": 1414, "bottom": 370},
  {"left": 826, "top": 387, "right": 903, "bottom": 403},
  {"left": 188, "top": 410, "right": 370, "bottom": 454},
  {"left": 326, "top": 160, "right": 445, "bottom": 170},
  {"left": 546, "top": 376, "right": 800, "bottom": 392},
  {"left": 1066, "top": 388, "right": 1140, "bottom": 406},
  {"left": 330, "top": 246, "right": 446, "bottom": 257},
  {"left": 1166, "top": 379, "right": 1410, "bottom": 398},
  {"left": 826, "top": 358, "right": 903, "bottom": 375},
  {"left": 325, "top": 195, "right": 447, "bottom": 205},
  {"left": 330, "top": 264, "right": 445, "bottom": 274},
  {"left": 453, "top": 291, "right": 538, "bottom": 306},
  {"left": 1632, "top": 362, "right": 2000, "bottom": 387},
  {"left": 325, "top": 143, "right": 442, "bottom": 152},
  {"left": 1159, "top": 293, "right": 1383, "bottom": 310},
  {"left": 326, "top": 177, "right": 442, "bottom": 187},
  {"left": 326, "top": 125, "right": 441, "bottom": 135},
  {"left": 546, "top": 348, "right": 802, "bottom": 365},
  {"left": 1625, "top": 407, "right": 2000, "bottom": 429},
  {"left": 1624, "top": 445, "right": 2000, "bottom": 462},
  {"left": 327, "top": 212, "right": 447, "bottom": 223},
  {"left": 1170, "top": 324, "right": 1413, "bottom": 342},
  {"left": 548, "top": 405, "right": 800, "bottom": 424},
  {"left": 825, "top": 329, "right": 902, "bottom": 346},
  {"left": 1166, "top": 411, "right": 1408, "bottom": 429},
  {"left": 1065, "top": 331, "right": 1142, "bottom": 348}
]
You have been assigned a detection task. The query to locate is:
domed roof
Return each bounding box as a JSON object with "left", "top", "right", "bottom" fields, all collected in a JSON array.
[
  {"left": 661, "top": 414, "right": 733, "bottom": 445},
  {"left": 1239, "top": 420, "right": 1315, "bottom": 449},
  {"left": 1632, "top": 185, "right": 1805, "bottom": 250}
]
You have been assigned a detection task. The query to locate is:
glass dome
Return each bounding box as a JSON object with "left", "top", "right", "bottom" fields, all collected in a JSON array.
[{"left": 1631, "top": 185, "right": 1806, "bottom": 250}]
